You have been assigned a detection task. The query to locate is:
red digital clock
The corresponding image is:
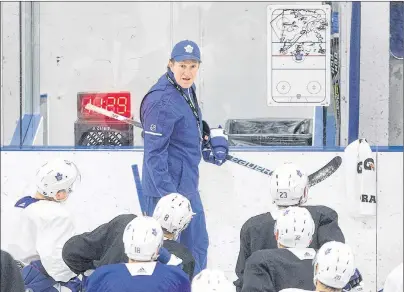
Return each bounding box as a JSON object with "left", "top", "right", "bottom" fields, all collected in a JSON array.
[{"left": 77, "top": 92, "right": 131, "bottom": 120}]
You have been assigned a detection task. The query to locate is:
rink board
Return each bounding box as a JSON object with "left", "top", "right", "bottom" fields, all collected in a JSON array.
[{"left": 1, "top": 149, "right": 402, "bottom": 291}]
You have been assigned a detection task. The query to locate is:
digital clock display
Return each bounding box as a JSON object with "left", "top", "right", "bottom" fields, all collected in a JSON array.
[{"left": 77, "top": 92, "right": 131, "bottom": 120}]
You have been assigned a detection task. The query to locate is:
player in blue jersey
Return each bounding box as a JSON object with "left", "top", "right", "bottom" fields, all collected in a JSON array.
[{"left": 84, "top": 216, "right": 190, "bottom": 292}]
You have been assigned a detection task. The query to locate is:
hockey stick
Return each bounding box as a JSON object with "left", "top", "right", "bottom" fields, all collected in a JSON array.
[
  {"left": 307, "top": 155, "right": 342, "bottom": 187},
  {"left": 85, "top": 104, "right": 274, "bottom": 173},
  {"left": 228, "top": 154, "right": 342, "bottom": 187},
  {"left": 85, "top": 104, "right": 341, "bottom": 186}
]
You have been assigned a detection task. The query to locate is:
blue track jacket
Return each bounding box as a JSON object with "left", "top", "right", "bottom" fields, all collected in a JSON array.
[{"left": 141, "top": 69, "right": 203, "bottom": 198}]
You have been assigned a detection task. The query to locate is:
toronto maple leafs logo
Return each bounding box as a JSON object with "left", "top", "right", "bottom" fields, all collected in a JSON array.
[
  {"left": 55, "top": 173, "right": 63, "bottom": 181},
  {"left": 296, "top": 170, "right": 303, "bottom": 177},
  {"left": 184, "top": 45, "right": 193, "bottom": 53},
  {"left": 152, "top": 228, "right": 157, "bottom": 236},
  {"left": 325, "top": 248, "right": 332, "bottom": 255}
]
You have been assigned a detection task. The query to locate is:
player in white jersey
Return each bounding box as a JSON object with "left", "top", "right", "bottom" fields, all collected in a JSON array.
[
  {"left": 382, "top": 262, "right": 403, "bottom": 292},
  {"left": 2, "top": 158, "right": 82, "bottom": 291},
  {"left": 84, "top": 216, "right": 190, "bottom": 292},
  {"left": 241, "top": 206, "right": 317, "bottom": 292},
  {"left": 235, "top": 162, "right": 345, "bottom": 291},
  {"left": 192, "top": 269, "right": 234, "bottom": 292},
  {"left": 280, "top": 241, "right": 357, "bottom": 292}
]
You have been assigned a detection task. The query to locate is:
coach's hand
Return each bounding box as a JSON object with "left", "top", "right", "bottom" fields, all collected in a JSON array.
[{"left": 204, "top": 126, "right": 229, "bottom": 166}]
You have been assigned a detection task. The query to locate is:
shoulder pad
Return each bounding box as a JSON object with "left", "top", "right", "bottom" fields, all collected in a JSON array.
[{"left": 14, "top": 196, "right": 40, "bottom": 209}]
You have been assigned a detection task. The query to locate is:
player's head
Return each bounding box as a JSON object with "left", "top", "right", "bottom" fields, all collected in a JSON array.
[
  {"left": 270, "top": 163, "right": 309, "bottom": 207},
  {"left": 123, "top": 216, "right": 164, "bottom": 262},
  {"left": 192, "top": 269, "right": 234, "bottom": 292},
  {"left": 274, "top": 206, "right": 315, "bottom": 248},
  {"left": 313, "top": 241, "right": 356, "bottom": 291},
  {"left": 35, "top": 158, "right": 81, "bottom": 202},
  {"left": 153, "top": 193, "right": 195, "bottom": 240}
]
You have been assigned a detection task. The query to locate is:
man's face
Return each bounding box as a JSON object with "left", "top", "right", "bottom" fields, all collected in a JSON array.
[{"left": 169, "top": 60, "right": 200, "bottom": 89}]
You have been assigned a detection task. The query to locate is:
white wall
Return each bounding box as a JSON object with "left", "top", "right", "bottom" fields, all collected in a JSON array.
[
  {"left": 1, "top": 2, "right": 401, "bottom": 146},
  {"left": 1, "top": 150, "right": 402, "bottom": 291},
  {"left": 0, "top": 2, "right": 20, "bottom": 146},
  {"left": 389, "top": 57, "right": 403, "bottom": 146},
  {"left": 359, "top": 2, "right": 390, "bottom": 146},
  {"left": 38, "top": 2, "right": 320, "bottom": 146}
]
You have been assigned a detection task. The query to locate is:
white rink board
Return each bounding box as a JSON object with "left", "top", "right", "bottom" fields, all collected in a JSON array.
[
  {"left": 267, "top": 5, "right": 331, "bottom": 106},
  {"left": 1, "top": 150, "right": 402, "bottom": 291}
]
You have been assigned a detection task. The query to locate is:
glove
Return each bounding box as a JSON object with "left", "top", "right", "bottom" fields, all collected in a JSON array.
[
  {"left": 343, "top": 269, "right": 363, "bottom": 291},
  {"left": 60, "top": 276, "right": 82, "bottom": 292},
  {"left": 157, "top": 247, "right": 171, "bottom": 264},
  {"left": 209, "top": 126, "right": 229, "bottom": 165}
]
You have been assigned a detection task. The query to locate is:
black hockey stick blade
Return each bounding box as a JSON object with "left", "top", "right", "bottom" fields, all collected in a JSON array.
[{"left": 308, "top": 156, "right": 342, "bottom": 187}]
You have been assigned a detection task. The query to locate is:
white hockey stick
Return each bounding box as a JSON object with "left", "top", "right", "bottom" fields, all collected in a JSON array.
[{"left": 85, "top": 103, "right": 143, "bottom": 128}]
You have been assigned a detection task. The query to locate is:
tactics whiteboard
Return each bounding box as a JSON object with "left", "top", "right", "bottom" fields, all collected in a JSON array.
[{"left": 267, "top": 5, "right": 331, "bottom": 106}]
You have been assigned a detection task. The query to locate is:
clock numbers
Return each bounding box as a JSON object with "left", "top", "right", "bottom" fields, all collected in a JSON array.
[
  {"left": 116, "top": 96, "right": 127, "bottom": 115},
  {"left": 79, "top": 92, "right": 131, "bottom": 119},
  {"left": 105, "top": 96, "right": 116, "bottom": 112}
]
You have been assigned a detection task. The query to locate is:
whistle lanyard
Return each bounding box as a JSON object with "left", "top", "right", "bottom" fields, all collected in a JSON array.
[{"left": 166, "top": 73, "right": 202, "bottom": 140}]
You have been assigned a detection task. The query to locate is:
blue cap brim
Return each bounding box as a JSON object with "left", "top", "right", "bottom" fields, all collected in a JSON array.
[{"left": 173, "top": 55, "right": 201, "bottom": 62}]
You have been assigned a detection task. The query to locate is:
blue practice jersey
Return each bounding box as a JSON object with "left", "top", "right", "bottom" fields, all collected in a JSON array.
[{"left": 85, "top": 261, "right": 190, "bottom": 292}]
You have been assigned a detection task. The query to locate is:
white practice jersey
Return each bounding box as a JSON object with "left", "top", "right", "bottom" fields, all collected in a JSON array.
[
  {"left": 2, "top": 196, "right": 77, "bottom": 282},
  {"left": 383, "top": 263, "right": 403, "bottom": 292}
]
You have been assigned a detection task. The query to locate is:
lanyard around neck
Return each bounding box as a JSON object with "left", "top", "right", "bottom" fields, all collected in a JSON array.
[{"left": 165, "top": 73, "right": 200, "bottom": 125}]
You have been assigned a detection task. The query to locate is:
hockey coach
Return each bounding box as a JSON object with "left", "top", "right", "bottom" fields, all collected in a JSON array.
[{"left": 140, "top": 40, "right": 229, "bottom": 277}]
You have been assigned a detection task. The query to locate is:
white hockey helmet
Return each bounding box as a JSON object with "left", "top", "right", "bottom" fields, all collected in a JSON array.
[
  {"left": 123, "top": 216, "right": 164, "bottom": 262},
  {"left": 35, "top": 158, "right": 81, "bottom": 201},
  {"left": 153, "top": 193, "right": 195, "bottom": 240},
  {"left": 313, "top": 241, "right": 355, "bottom": 289},
  {"left": 270, "top": 163, "right": 309, "bottom": 207},
  {"left": 192, "top": 269, "right": 234, "bottom": 292},
  {"left": 274, "top": 206, "right": 315, "bottom": 248}
]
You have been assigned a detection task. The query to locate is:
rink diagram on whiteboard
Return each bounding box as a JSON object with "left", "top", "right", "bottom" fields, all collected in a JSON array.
[{"left": 267, "top": 5, "right": 331, "bottom": 106}]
